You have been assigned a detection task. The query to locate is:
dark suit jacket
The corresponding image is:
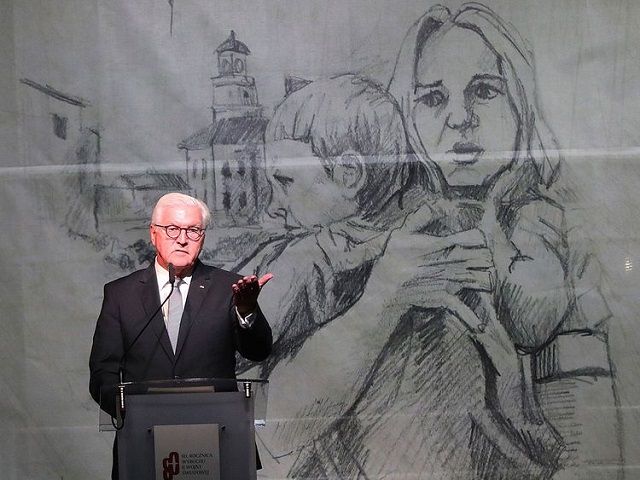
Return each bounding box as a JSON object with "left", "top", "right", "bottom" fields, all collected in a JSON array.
[{"left": 89, "top": 260, "right": 273, "bottom": 416}]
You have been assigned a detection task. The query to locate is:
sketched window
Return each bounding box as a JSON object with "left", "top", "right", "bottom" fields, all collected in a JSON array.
[
  {"left": 220, "top": 59, "right": 232, "bottom": 75},
  {"left": 234, "top": 58, "right": 244, "bottom": 74},
  {"left": 222, "top": 191, "right": 231, "bottom": 211},
  {"left": 221, "top": 161, "right": 231, "bottom": 178},
  {"left": 237, "top": 160, "right": 246, "bottom": 177},
  {"left": 52, "top": 113, "right": 68, "bottom": 140},
  {"left": 200, "top": 158, "right": 207, "bottom": 180},
  {"left": 238, "top": 191, "right": 247, "bottom": 209}
]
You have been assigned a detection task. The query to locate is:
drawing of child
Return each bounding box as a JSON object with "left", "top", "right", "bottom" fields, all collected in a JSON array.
[
  {"left": 236, "top": 73, "right": 429, "bottom": 377},
  {"left": 231, "top": 73, "right": 440, "bottom": 475}
]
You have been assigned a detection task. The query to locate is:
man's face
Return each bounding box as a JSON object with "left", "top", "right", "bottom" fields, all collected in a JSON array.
[{"left": 150, "top": 204, "right": 205, "bottom": 276}]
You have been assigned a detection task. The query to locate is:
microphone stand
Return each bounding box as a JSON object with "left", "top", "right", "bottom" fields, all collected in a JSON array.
[{"left": 113, "top": 263, "right": 176, "bottom": 429}]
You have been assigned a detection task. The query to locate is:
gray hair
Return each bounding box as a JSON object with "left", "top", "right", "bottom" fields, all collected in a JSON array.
[{"left": 151, "top": 192, "right": 211, "bottom": 229}]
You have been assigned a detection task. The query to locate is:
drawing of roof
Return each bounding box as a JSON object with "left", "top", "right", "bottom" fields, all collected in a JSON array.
[
  {"left": 20, "top": 78, "right": 89, "bottom": 108},
  {"left": 110, "top": 171, "right": 190, "bottom": 191},
  {"left": 285, "top": 76, "right": 313, "bottom": 96},
  {"left": 178, "top": 125, "right": 214, "bottom": 150},
  {"left": 215, "top": 30, "right": 251, "bottom": 55},
  {"left": 178, "top": 116, "right": 268, "bottom": 150}
]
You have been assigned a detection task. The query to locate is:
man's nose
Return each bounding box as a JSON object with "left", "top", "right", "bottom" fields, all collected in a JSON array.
[{"left": 176, "top": 229, "right": 189, "bottom": 242}]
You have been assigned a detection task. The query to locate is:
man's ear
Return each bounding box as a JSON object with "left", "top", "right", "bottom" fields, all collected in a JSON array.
[
  {"left": 334, "top": 151, "right": 366, "bottom": 199},
  {"left": 149, "top": 224, "right": 157, "bottom": 247}
]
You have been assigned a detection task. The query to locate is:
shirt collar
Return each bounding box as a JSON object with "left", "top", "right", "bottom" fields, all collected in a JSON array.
[{"left": 154, "top": 257, "right": 192, "bottom": 291}]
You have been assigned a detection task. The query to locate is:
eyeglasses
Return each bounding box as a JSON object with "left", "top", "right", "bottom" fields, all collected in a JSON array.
[{"left": 153, "top": 224, "right": 205, "bottom": 241}]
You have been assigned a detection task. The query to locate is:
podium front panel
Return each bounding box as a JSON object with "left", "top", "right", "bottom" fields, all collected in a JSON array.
[{"left": 117, "top": 391, "right": 256, "bottom": 480}]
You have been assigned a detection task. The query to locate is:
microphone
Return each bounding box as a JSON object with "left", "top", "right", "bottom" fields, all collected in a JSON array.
[
  {"left": 169, "top": 262, "right": 176, "bottom": 286},
  {"left": 115, "top": 263, "right": 176, "bottom": 427}
]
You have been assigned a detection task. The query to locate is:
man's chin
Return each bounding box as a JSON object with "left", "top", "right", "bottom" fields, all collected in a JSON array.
[{"left": 170, "top": 258, "right": 197, "bottom": 271}]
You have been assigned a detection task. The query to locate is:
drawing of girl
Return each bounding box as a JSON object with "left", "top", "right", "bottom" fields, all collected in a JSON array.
[{"left": 292, "top": 3, "right": 620, "bottom": 478}]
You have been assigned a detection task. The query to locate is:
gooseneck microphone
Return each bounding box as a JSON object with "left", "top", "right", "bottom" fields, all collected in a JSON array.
[
  {"left": 168, "top": 261, "right": 176, "bottom": 286},
  {"left": 115, "top": 263, "right": 176, "bottom": 428}
]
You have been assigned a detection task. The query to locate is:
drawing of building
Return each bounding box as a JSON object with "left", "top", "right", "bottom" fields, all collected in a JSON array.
[
  {"left": 179, "top": 30, "right": 269, "bottom": 227},
  {"left": 57, "top": 29, "right": 272, "bottom": 264},
  {"left": 19, "top": 78, "right": 91, "bottom": 168},
  {"left": 19, "top": 78, "right": 100, "bottom": 223}
]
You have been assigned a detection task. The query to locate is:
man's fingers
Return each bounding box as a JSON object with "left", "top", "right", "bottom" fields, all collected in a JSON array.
[
  {"left": 258, "top": 273, "right": 274, "bottom": 288},
  {"left": 233, "top": 274, "right": 268, "bottom": 294}
]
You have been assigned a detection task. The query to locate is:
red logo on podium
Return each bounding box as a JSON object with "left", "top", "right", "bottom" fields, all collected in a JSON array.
[{"left": 162, "top": 451, "right": 180, "bottom": 480}]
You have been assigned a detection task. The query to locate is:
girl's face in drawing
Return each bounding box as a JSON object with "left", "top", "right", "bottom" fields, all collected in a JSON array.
[
  {"left": 264, "top": 139, "right": 358, "bottom": 229},
  {"left": 412, "top": 26, "right": 520, "bottom": 187}
]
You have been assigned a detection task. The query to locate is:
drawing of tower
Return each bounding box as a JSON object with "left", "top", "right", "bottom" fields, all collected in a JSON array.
[
  {"left": 212, "top": 30, "right": 263, "bottom": 120},
  {"left": 180, "top": 30, "right": 268, "bottom": 227}
]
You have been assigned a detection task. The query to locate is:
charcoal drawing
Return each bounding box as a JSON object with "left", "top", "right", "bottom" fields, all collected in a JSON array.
[
  {"left": 6, "top": 1, "right": 633, "bottom": 478},
  {"left": 249, "top": 4, "right": 623, "bottom": 479}
]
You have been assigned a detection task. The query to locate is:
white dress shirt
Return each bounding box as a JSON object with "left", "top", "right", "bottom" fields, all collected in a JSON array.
[{"left": 154, "top": 259, "right": 254, "bottom": 329}]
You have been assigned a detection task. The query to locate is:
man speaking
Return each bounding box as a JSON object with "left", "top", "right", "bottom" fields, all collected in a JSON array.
[{"left": 89, "top": 192, "right": 273, "bottom": 479}]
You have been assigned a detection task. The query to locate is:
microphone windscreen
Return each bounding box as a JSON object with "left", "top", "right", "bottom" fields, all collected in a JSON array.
[{"left": 168, "top": 263, "right": 175, "bottom": 285}]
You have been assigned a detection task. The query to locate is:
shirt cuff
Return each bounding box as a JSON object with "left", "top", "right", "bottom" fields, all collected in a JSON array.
[{"left": 235, "top": 307, "right": 255, "bottom": 329}]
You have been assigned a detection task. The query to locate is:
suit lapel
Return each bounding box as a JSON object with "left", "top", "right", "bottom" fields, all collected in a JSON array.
[
  {"left": 138, "top": 264, "right": 174, "bottom": 360},
  {"left": 175, "top": 261, "right": 212, "bottom": 359}
]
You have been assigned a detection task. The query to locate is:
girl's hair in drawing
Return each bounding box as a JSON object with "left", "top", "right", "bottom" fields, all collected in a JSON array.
[
  {"left": 388, "top": 2, "right": 561, "bottom": 193},
  {"left": 152, "top": 192, "right": 211, "bottom": 229},
  {"left": 265, "top": 73, "right": 416, "bottom": 219}
]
